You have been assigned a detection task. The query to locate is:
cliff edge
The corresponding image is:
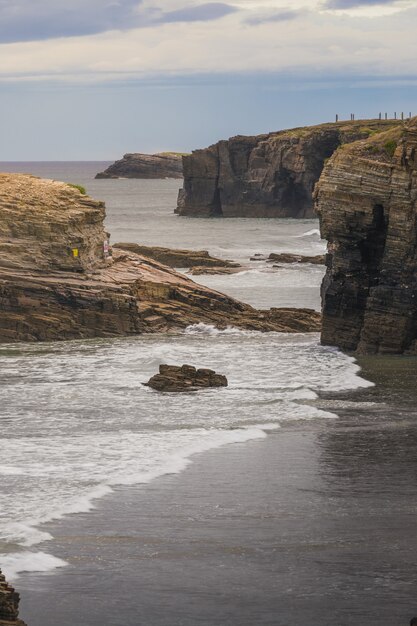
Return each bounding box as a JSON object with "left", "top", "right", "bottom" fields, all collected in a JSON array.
[
  {"left": 96, "top": 152, "right": 184, "bottom": 179},
  {"left": 316, "top": 118, "right": 417, "bottom": 354},
  {"left": 0, "top": 569, "right": 26, "bottom": 626},
  {"left": 0, "top": 174, "right": 320, "bottom": 342},
  {"left": 176, "top": 120, "right": 401, "bottom": 218}
]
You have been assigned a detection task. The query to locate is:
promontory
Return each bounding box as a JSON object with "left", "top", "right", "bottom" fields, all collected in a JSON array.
[
  {"left": 176, "top": 119, "right": 401, "bottom": 218},
  {"left": 96, "top": 152, "right": 184, "bottom": 179},
  {"left": 0, "top": 173, "right": 320, "bottom": 342}
]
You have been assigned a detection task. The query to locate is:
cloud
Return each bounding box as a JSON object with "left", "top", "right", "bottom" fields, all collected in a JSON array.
[
  {"left": 0, "top": 0, "right": 237, "bottom": 44},
  {"left": 245, "top": 9, "right": 301, "bottom": 25},
  {"left": 323, "top": 0, "right": 398, "bottom": 8},
  {"left": 157, "top": 2, "right": 237, "bottom": 23}
]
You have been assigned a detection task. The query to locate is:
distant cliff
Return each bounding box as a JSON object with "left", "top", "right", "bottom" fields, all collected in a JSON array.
[
  {"left": 176, "top": 120, "right": 401, "bottom": 218},
  {"left": 316, "top": 118, "right": 417, "bottom": 354},
  {"left": 96, "top": 152, "right": 184, "bottom": 179}
]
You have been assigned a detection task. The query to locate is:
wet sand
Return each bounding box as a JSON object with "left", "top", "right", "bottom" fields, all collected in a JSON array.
[{"left": 17, "top": 373, "right": 417, "bottom": 626}]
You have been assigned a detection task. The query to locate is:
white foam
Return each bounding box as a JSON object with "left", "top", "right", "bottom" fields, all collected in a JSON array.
[
  {"left": 296, "top": 228, "right": 321, "bottom": 238},
  {"left": 1, "top": 551, "right": 67, "bottom": 580}
]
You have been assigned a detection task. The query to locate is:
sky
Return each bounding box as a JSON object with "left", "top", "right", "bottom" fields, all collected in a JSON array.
[{"left": 0, "top": 0, "right": 416, "bottom": 159}]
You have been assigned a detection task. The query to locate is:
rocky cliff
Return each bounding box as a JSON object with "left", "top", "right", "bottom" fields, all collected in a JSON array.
[
  {"left": 315, "top": 118, "right": 417, "bottom": 354},
  {"left": 96, "top": 152, "right": 184, "bottom": 179},
  {"left": 0, "top": 174, "right": 320, "bottom": 342},
  {"left": 176, "top": 120, "right": 401, "bottom": 218},
  {"left": 0, "top": 569, "right": 26, "bottom": 626}
]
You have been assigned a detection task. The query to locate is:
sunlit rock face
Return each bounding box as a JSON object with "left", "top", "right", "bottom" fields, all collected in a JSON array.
[
  {"left": 176, "top": 120, "right": 401, "bottom": 218},
  {"left": 316, "top": 118, "right": 417, "bottom": 354}
]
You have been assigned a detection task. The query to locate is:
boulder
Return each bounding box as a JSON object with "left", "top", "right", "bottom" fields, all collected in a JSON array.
[
  {"left": 267, "top": 253, "right": 325, "bottom": 265},
  {"left": 144, "top": 364, "right": 228, "bottom": 392}
]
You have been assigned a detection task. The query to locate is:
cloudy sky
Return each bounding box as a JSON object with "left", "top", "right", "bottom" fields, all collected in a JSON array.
[{"left": 0, "top": 0, "right": 416, "bottom": 159}]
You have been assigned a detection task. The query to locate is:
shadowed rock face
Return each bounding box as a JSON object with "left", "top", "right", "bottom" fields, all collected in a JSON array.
[
  {"left": 0, "top": 173, "right": 321, "bottom": 342},
  {"left": 316, "top": 118, "right": 417, "bottom": 354},
  {"left": 176, "top": 120, "right": 401, "bottom": 218},
  {"left": 0, "top": 569, "right": 26, "bottom": 625},
  {"left": 96, "top": 153, "right": 183, "bottom": 179}
]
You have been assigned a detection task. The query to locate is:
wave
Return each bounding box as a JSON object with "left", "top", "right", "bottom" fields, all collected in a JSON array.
[
  {"left": 296, "top": 228, "right": 321, "bottom": 238},
  {"left": 184, "top": 323, "right": 259, "bottom": 336}
]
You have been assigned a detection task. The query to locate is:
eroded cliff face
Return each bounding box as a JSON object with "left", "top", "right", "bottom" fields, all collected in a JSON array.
[
  {"left": 176, "top": 120, "right": 401, "bottom": 218},
  {"left": 96, "top": 153, "right": 184, "bottom": 179},
  {"left": 316, "top": 119, "right": 417, "bottom": 354},
  {"left": 0, "top": 569, "right": 26, "bottom": 626},
  {"left": 0, "top": 174, "right": 320, "bottom": 342}
]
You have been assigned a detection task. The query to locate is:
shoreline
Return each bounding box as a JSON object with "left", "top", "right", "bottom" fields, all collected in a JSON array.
[{"left": 15, "top": 386, "right": 417, "bottom": 626}]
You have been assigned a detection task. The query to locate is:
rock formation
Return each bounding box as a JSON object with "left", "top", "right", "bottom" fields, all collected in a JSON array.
[
  {"left": 0, "top": 174, "right": 321, "bottom": 342},
  {"left": 96, "top": 152, "right": 184, "bottom": 179},
  {"left": 113, "top": 243, "right": 239, "bottom": 269},
  {"left": 176, "top": 120, "right": 401, "bottom": 218},
  {"left": 0, "top": 569, "right": 26, "bottom": 626},
  {"left": 315, "top": 118, "right": 417, "bottom": 354},
  {"left": 145, "top": 364, "right": 228, "bottom": 392},
  {"left": 267, "top": 253, "right": 325, "bottom": 265}
]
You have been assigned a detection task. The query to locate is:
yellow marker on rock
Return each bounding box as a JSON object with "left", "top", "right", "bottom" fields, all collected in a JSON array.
[{"left": 72, "top": 248, "right": 79, "bottom": 258}]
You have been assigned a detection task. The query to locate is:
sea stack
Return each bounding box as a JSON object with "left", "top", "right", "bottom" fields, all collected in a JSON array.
[
  {"left": 96, "top": 152, "right": 184, "bottom": 179},
  {"left": 176, "top": 120, "right": 401, "bottom": 218},
  {"left": 316, "top": 117, "right": 417, "bottom": 354}
]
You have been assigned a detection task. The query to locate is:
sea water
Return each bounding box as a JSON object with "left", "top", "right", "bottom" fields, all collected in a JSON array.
[{"left": 0, "top": 162, "right": 373, "bottom": 582}]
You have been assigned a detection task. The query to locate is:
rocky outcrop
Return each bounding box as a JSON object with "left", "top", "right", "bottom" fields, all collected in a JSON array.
[
  {"left": 0, "top": 570, "right": 26, "bottom": 626},
  {"left": 0, "top": 174, "right": 321, "bottom": 342},
  {"left": 145, "top": 364, "right": 228, "bottom": 392},
  {"left": 315, "top": 118, "right": 417, "bottom": 354},
  {"left": 96, "top": 153, "right": 184, "bottom": 179},
  {"left": 176, "top": 120, "right": 401, "bottom": 218},
  {"left": 267, "top": 253, "right": 325, "bottom": 265},
  {"left": 113, "top": 243, "right": 239, "bottom": 269}
]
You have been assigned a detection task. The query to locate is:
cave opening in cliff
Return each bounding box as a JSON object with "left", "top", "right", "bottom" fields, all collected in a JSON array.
[
  {"left": 210, "top": 188, "right": 223, "bottom": 217},
  {"left": 359, "top": 203, "right": 388, "bottom": 285}
]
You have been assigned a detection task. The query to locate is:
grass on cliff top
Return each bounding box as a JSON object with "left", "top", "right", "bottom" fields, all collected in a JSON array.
[
  {"left": 269, "top": 119, "right": 403, "bottom": 141},
  {"left": 342, "top": 124, "right": 405, "bottom": 161},
  {"left": 158, "top": 151, "right": 190, "bottom": 157},
  {"left": 67, "top": 183, "right": 87, "bottom": 195}
]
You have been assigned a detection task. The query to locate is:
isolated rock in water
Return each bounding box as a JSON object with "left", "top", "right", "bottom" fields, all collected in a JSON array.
[
  {"left": 188, "top": 266, "right": 242, "bottom": 275},
  {"left": 0, "top": 569, "right": 27, "bottom": 625},
  {"left": 267, "top": 253, "right": 325, "bottom": 265},
  {"left": 95, "top": 153, "right": 184, "bottom": 179},
  {"left": 145, "top": 364, "right": 228, "bottom": 392},
  {"left": 0, "top": 173, "right": 321, "bottom": 342},
  {"left": 315, "top": 117, "right": 417, "bottom": 354},
  {"left": 113, "top": 243, "right": 239, "bottom": 269},
  {"left": 176, "top": 119, "right": 402, "bottom": 218}
]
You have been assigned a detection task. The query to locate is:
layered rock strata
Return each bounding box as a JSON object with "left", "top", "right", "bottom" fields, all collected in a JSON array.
[
  {"left": 0, "top": 174, "right": 321, "bottom": 342},
  {"left": 96, "top": 153, "right": 184, "bottom": 179},
  {"left": 145, "top": 364, "right": 228, "bottom": 392},
  {"left": 0, "top": 570, "right": 26, "bottom": 626},
  {"left": 316, "top": 118, "right": 417, "bottom": 354},
  {"left": 177, "top": 120, "right": 401, "bottom": 218},
  {"left": 113, "top": 243, "right": 239, "bottom": 269}
]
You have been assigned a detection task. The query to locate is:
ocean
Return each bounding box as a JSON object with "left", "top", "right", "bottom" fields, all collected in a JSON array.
[{"left": 0, "top": 162, "right": 416, "bottom": 626}]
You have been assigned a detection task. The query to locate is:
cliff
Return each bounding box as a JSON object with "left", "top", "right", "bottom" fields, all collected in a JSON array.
[
  {"left": 176, "top": 120, "right": 401, "bottom": 218},
  {"left": 96, "top": 152, "right": 184, "bottom": 179},
  {"left": 0, "top": 174, "right": 320, "bottom": 342},
  {"left": 315, "top": 118, "right": 417, "bottom": 354},
  {"left": 0, "top": 569, "right": 26, "bottom": 626}
]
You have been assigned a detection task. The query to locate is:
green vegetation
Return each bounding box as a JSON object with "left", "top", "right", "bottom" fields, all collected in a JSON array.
[
  {"left": 67, "top": 183, "right": 86, "bottom": 195},
  {"left": 384, "top": 140, "right": 397, "bottom": 158},
  {"left": 158, "top": 152, "right": 190, "bottom": 157}
]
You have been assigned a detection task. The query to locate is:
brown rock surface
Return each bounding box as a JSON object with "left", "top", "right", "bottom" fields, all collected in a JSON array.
[
  {"left": 188, "top": 266, "right": 242, "bottom": 275},
  {"left": 315, "top": 118, "right": 417, "bottom": 354},
  {"left": 267, "top": 253, "right": 325, "bottom": 265},
  {"left": 113, "top": 243, "right": 239, "bottom": 269},
  {"left": 95, "top": 153, "right": 184, "bottom": 179},
  {"left": 144, "top": 364, "right": 228, "bottom": 392},
  {"left": 0, "top": 569, "right": 26, "bottom": 626},
  {"left": 176, "top": 120, "right": 401, "bottom": 218},
  {"left": 0, "top": 174, "right": 321, "bottom": 342}
]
